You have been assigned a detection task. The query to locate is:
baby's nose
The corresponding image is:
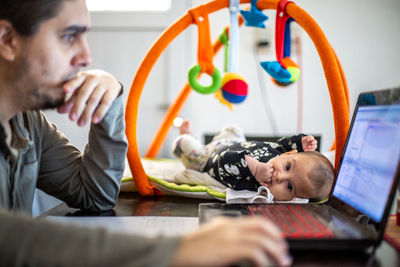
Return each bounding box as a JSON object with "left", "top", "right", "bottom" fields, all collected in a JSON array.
[
  {"left": 273, "top": 171, "right": 280, "bottom": 181},
  {"left": 274, "top": 172, "right": 287, "bottom": 183}
]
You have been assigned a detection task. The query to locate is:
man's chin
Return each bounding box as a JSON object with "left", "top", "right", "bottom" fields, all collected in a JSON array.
[
  {"left": 42, "top": 99, "right": 66, "bottom": 110},
  {"left": 36, "top": 93, "right": 66, "bottom": 110}
]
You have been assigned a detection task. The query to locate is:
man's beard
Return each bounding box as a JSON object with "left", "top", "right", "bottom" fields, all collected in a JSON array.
[
  {"left": 31, "top": 87, "right": 66, "bottom": 110},
  {"left": 11, "top": 52, "right": 73, "bottom": 111}
]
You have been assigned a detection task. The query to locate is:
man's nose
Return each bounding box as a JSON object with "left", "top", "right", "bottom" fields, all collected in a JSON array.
[{"left": 71, "top": 38, "right": 92, "bottom": 67}]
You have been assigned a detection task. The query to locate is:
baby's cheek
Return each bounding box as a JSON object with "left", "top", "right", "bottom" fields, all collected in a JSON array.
[
  {"left": 270, "top": 185, "right": 290, "bottom": 201},
  {"left": 269, "top": 185, "right": 278, "bottom": 196}
]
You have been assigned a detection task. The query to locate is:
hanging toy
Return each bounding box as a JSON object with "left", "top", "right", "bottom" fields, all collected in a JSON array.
[
  {"left": 216, "top": 0, "right": 248, "bottom": 109},
  {"left": 270, "top": 57, "right": 300, "bottom": 86},
  {"left": 215, "top": 29, "right": 234, "bottom": 110},
  {"left": 187, "top": 6, "right": 222, "bottom": 94},
  {"left": 260, "top": 0, "right": 300, "bottom": 86},
  {"left": 240, "top": 0, "right": 269, "bottom": 28},
  {"left": 221, "top": 72, "right": 248, "bottom": 103}
]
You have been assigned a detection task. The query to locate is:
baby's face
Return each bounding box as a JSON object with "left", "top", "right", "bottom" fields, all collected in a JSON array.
[{"left": 266, "top": 153, "right": 316, "bottom": 201}]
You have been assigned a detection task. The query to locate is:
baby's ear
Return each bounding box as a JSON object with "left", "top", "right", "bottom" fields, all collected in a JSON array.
[{"left": 282, "top": 150, "right": 298, "bottom": 156}]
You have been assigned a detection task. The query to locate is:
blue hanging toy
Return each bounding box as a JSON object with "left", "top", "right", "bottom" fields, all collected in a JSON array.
[
  {"left": 240, "top": 0, "right": 268, "bottom": 28},
  {"left": 260, "top": 0, "right": 300, "bottom": 86}
]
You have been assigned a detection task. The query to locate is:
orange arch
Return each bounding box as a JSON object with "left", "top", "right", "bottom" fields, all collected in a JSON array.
[{"left": 125, "top": 0, "right": 349, "bottom": 196}]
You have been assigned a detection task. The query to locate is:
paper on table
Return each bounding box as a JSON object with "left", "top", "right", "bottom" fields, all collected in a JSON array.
[{"left": 47, "top": 216, "right": 199, "bottom": 238}]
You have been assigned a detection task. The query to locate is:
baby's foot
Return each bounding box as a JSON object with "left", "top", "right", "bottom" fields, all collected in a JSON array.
[{"left": 180, "top": 120, "right": 192, "bottom": 135}]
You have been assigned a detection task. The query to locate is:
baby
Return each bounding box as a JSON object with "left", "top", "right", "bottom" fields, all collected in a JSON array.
[{"left": 173, "top": 121, "right": 334, "bottom": 202}]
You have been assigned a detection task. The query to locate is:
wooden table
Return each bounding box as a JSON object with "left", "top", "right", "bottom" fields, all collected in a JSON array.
[{"left": 45, "top": 192, "right": 400, "bottom": 266}]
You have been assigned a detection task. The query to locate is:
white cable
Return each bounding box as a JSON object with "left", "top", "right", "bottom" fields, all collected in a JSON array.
[{"left": 228, "top": 0, "right": 240, "bottom": 73}]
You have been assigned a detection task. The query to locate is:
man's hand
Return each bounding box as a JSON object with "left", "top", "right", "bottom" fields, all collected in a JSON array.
[
  {"left": 301, "top": 135, "right": 317, "bottom": 152},
  {"left": 57, "top": 70, "right": 122, "bottom": 126},
  {"left": 171, "top": 217, "right": 292, "bottom": 267}
]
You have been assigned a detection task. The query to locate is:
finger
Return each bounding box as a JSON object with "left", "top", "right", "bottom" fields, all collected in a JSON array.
[
  {"left": 56, "top": 91, "right": 78, "bottom": 114},
  {"left": 213, "top": 218, "right": 288, "bottom": 266},
  {"left": 240, "top": 217, "right": 284, "bottom": 241},
  {"left": 237, "top": 219, "right": 291, "bottom": 266},
  {"left": 77, "top": 86, "right": 106, "bottom": 126},
  {"left": 91, "top": 90, "right": 118, "bottom": 124},
  {"left": 63, "top": 74, "right": 86, "bottom": 94},
  {"left": 234, "top": 246, "right": 271, "bottom": 267},
  {"left": 181, "top": 217, "right": 291, "bottom": 267},
  {"left": 268, "top": 167, "right": 274, "bottom": 174},
  {"left": 69, "top": 77, "right": 98, "bottom": 121},
  {"left": 242, "top": 235, "right": 290, "bottom": 267}
]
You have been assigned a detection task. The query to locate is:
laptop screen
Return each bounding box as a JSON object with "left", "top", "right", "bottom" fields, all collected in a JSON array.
[{"left": 333, "top": 103, "right": 400, "bottom": 222}]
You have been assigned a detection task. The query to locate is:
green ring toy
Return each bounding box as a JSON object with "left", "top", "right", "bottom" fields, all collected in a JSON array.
[{"left": 188, "top": 65, "right": 222, "bottom": 94}]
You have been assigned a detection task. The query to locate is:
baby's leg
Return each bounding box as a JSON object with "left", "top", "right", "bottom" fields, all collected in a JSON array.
[
  {"left": 204, "top": 125, "right": 246, "bottom": 156},
  {"left": 212, "top": 125, "right": 246, "bottom": 143},
  {"left": 172, "top": 134, "right": 208, "bottom": 171}
]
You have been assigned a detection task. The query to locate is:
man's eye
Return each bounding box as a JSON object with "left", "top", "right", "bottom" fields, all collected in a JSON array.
[
  {"left": 285, "top": 162, "right": 291, "bottom": 171},
  {"left": 63, "top": 33, "right": 76, "bottom": 43},
  {"left": 287, "top": 182, "right": 293, "bottom": 191}
]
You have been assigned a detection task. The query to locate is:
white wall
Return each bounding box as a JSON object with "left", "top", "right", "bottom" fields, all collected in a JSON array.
[
  {"left": 188, "top": 0, "right": 400, "bottom": 153},
  {"left": 44, "top": 1, "right": 193, "bottom": 157},
  {"left": 44, "top": 0, "right": 400, "bottom": 158}
]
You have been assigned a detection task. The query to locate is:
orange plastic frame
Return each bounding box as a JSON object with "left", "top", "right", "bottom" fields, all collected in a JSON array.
[{"left": 125, "top": 0, "right": 350, "bottom": 196}]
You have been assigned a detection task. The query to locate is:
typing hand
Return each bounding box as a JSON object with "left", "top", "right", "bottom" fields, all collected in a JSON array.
[
  {"left": 302, "top": 135, "right": 317, "bottom": 152},
  {"left": 56, "top": 70, "right": 122, "bottom": 127},
  {"left": 172, "top": 217, "right": 292, "bottom": 267}
]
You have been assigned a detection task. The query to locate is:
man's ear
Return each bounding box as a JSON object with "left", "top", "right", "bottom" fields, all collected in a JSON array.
[
  {"left": 0, "top": 20, "right": 18, "bottom": 61},
  {"left": 282, "top": 149, "right": 298, "bottom": 156}
]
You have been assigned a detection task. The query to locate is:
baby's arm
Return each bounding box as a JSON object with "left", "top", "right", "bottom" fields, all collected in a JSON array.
[
  {"left": 301, "top": 135, "right": 317, "bottom": 152},
  {"left": 245, "top": 155, "right": 273, "bottom": 186},
  {"left": 276, "top": 134, "right": 305, "bottom": 153}
]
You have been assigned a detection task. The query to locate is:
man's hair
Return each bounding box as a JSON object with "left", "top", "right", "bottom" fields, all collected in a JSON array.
[
  {"left": 303, "top": 151, "right": 335, "bottom": 202},
  {"left": 0, "top": 0, "right": 70, "bottom": 36}
]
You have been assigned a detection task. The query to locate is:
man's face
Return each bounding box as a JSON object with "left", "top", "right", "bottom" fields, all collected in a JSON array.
[
  {"left": 12, "top": 0, "right": 91, "bottom": 110},
  {"left": 266, "top": 153, "right": 316, "bottom": 201}
]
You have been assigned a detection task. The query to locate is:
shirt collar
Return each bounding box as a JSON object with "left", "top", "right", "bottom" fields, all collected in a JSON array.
[
  {"left": 0, "top": 112, "right": 32, "bottom": 159},
  {"left": 10, "top": 113, "right": 31, "bottom": 151}
]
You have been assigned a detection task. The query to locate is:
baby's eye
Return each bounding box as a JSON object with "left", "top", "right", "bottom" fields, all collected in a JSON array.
[
  {"left": 287, "top": 182, "right": 293, "bottom": 192},
  {"left": 285, "top": 162, "right": 291, "bottom": 171}
]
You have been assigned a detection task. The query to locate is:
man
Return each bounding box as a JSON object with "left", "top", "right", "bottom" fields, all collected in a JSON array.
[{"left": 0, "top": 0, "right": 292, "bottom": 266}]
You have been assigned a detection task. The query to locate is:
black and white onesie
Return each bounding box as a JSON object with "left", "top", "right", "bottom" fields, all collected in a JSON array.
[
  {"left": 172, "top": 124, "right": 305, "bottom": 191},
  {"left": 201, "top": 136, "right": 306, "bottom": 191}
]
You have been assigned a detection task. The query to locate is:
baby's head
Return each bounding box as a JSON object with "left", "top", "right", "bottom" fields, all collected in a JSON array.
[{"left": 266, "top": 151, "right": 335, "bottom": 202}]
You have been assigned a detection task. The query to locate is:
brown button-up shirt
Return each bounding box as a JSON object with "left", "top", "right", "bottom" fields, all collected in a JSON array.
[{"left": 0, "top": 96, "right": 181, "bottom": 266}]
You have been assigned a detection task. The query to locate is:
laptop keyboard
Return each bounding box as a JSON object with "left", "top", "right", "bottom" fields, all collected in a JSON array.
[{"left": 248, "top": 205, "right": 335, "bottom": 238}]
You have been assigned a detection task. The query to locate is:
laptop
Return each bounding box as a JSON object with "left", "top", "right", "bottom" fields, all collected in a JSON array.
[{"left": 199, "top": 88, "right": 400, "bottom": 250}]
